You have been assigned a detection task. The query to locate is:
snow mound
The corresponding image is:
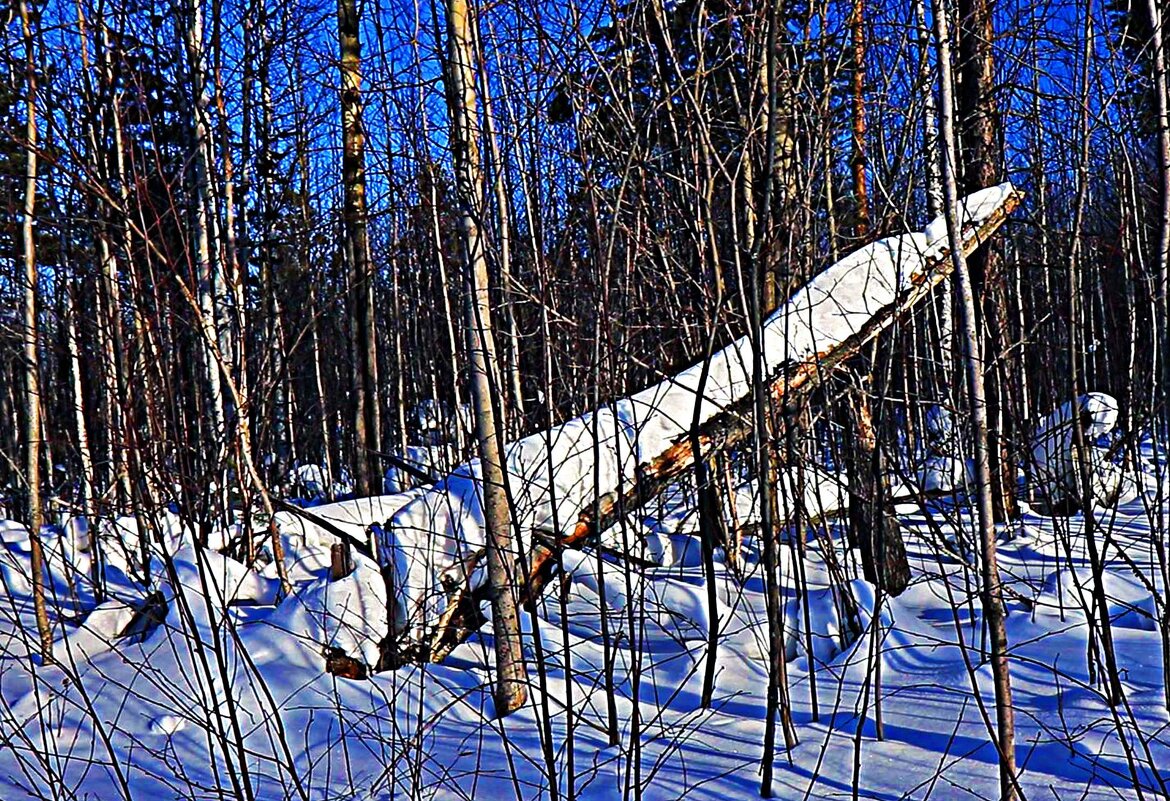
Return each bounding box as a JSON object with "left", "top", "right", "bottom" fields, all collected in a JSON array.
[
  {"left": 382, "top": 444, "right": 454, "bottom": 493},
  {"left": 924, "top": 404, "right": 955, "bottom": 446},
  {"left": 1030, "top": 392, "right": 1125, "bottom": 508},
  {"left": 287, "top": 464, "right": 331, "bottom": 498},
  {"left": 144, "top": 548, "right": 264, "bottom": 644},
  {"left": 52, "top": 599, "right": 138, "bottom": 662},
  {"left": 598, "top": 518, "right": 672, "bottom": 566},
  {"left": 274, "top": 493, "right": 418, "bottom": 551},
  {"left": 1033, "top": 568, "right": 1157, "bottom": 631},
  {"left": 783, "top": 586, "right": 847, "bottom": 665},
  {"left": 0, "top": 519, "right": 30, "bottom": 547},
  {"left": 917, "top": 455, "right": 974, "bottom": 493},
  {"left": 912, "top": 405, "right": 972, "bottom": 493},
  {"left": 265, "top": 562, "right": 388, "bottom": 668}
]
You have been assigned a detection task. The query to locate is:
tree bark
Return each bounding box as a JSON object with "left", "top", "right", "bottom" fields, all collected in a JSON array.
[
  {"left": 934, "top": 0, "right": 1019, "bottom": 795},
  {"left": 182, "top": 0, "right": 228, "bottom": 445},
  {"left": 96, "top": 12, "right": 136, "bottom": 512},
  {"left": 443, "top": 0, "right": 528, "bottom": 717},
  {"left": 212, "top": 0, "right": 245, "bottom": 409},
  {"left": 755, "top": 21, "right": 797, "bottom": 315},
  {"left": 66, "top": 284, "right": 101, "bottom": 598},
  {"left": 846, "top": 383, "right": 910, "bottom": 597},
  {"left": 843, "top": 0, "right": 907, "bottom": 597},
  {"left": 759, "top": 7, "right": 795, "bottom": 787},
  {"left": 339, "top": 0, "right": 382, "bottom": 496},
  {"left": 473, "top": 19, "right": 525, "bottom": 431},
  {"left": 19, "top": 0, "right": 53, "bottom": 663},
  {"left": 916, "top": 0, "right": 943, "bottom": 218},
  {"left": 957, "top": 0, "right": 1018, "bottom": 522},
  {"left": 850, "top": 0, "right": 870, "bottom": 240}
]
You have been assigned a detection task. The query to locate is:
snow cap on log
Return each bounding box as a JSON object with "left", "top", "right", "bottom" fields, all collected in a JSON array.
[{"left": 924, "top": 183, "right": 1018, "bottom": 248}]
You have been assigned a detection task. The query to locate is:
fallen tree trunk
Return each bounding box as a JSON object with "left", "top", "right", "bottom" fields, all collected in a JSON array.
[{"left": 378, "top": 185, "right": 1022, "bottom": 666}]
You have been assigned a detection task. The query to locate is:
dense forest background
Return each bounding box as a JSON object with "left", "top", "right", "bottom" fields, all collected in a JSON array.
[{"left": 1, "top": 0, "right": 1166, "bottom": 523}]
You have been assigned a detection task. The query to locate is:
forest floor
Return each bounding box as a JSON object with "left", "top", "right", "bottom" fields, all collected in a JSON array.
[{"left": 1, "top": 444, "right": 1168, "bottom": 800}]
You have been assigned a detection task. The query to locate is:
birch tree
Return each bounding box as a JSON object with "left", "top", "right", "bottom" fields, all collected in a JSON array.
[
  {"left": 933, "top": 0, "right": 1019, "bottom": 794},
  {"left": 443, "top": 0, "right": 528, "bottom": 716},
  {"left": 181, "top": 0, "right": 228, "bottom": 444},
  {"left": 18, "top": 0, "right": 52, "bottom": 662}
]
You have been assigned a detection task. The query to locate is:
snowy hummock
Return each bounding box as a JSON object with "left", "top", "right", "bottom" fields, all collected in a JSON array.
[
  {"left": 380, "top": 184, "right": 1017, "bottom": 638},
  {"left": 286, "top": 463, "right": 353, "bottom": 498},
  {"left": 914, "top": 404, "right": 974, "bottom": 492},
  {"left": 264, "top": 556, "right": 389, "bottom": 667},
  {"left": 1030, "top": 392, "right": 1130, "bottom": 507},
  {"left": 273, "top": 492, "right": 420, "bottom": 553},
  {"left": 4, "top": 457, "right": 1168, "bottom": 800}
]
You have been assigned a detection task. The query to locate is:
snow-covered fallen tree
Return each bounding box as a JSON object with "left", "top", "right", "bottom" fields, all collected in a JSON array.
[{"left": 377, "top": 183, "right": 1023, "bottom": 664}]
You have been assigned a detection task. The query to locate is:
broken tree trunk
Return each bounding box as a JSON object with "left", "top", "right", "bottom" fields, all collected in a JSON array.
[
  {"left": 845, "top": 382, "right": 911, "bottom": 597},
  {"left": 379, "top": 186, "right": 1021, "bottom": 665}
]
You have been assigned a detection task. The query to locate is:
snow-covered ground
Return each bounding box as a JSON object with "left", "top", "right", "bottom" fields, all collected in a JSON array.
[
  {"left": 2, "top": 183, "right": 1166, "bottom": 799},
  {"left": 1, "top": 453, "right": 1168, "bottom": 800}
]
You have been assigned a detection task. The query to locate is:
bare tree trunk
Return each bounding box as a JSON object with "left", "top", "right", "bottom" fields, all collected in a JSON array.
[
  {"left": 73, "top": 3, "right": 103, "bottom": 500},
  {"left": 1067, "top": 4, "right": 1127, "bottom": 709},
  {"left": 846, "top": 383, "right": 910, "bottom": 596},
  {"left": 93, "top": 230, "right": 128, "bottom": 507},
  {"left": 213, "top": 3, "right": 247, "bottom": 438},
  {"left": 759, "top": 4, "right": 797, "bottom": 794},
  {"left": 444, "top": 0, "right": 528, "bottom": 717},
  {"left": 256, "top": 9, "right": 291, "bottom": 483},
  {"left": 423, "top": 158, "right": 468, "bottom": 453},
  {"left": 19, "top": 0, "right": 53, "bottom": 663},
  {"left": 843, "top": 0, "right": 908, "bottom": 598},
  {"left": 339, "top": 0, "right": 382, "bottom": 496},
  {"left": 933, "top": 0, "right": 1018, "bottom": 795},
  {"left": 957, "top": 0, "right": 1017, "bottom": 522},
  {"left": 917, "top": 0, "right": 943, "bottom": 218},
  {"left": 309, "top": 283, "right": 336, "bottom": 496},
  {"left": 66, "top": 284, "right": 100, "bottom": 597},
  {"left": 473, "top": 19, "right": 525, "bottom": 430},
  {"left": 95, "top": 12, "right": 135, "bottom": 512},
  {"left": 182, "top": 0, "right": 228, "bottom": 444},
  {"left": 753, "top": 16, "right": 797, "bottom": 315},
  {"left": 290, "top": 62, "right": 337, "bottom": 495},
  {"left": 850, "top": 0, "right": 870, "bottom": 240},
  {"left": 389, "top": 228, "right": 409, "bottom": 457}
]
